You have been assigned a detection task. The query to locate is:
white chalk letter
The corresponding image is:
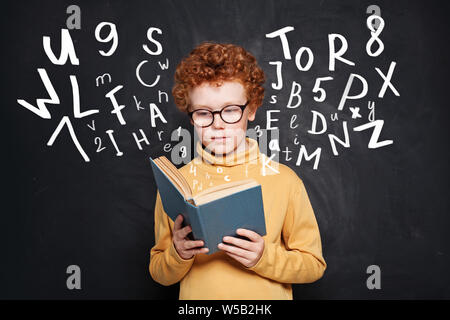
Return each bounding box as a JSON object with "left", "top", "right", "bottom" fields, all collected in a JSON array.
[
  {"left": 353, "top": 120, "right": 393, "bottom": 148},
  {"left": 17, "top": 68, "right": 59, "bottom": 119},
  {"left": 375, "top": 61, "right": 400, "bottom": 98},
  {"left": 287, "top": 81, "right": 302, "bottom": 108},
  {"left": 143, "top": 27, "right": 163, "bottom": 55},
  {"left": 43, "top": 29, "right": 79, "bottom": 65},
  {"left": 149, "top": 103, "right": 167, "bottom": 127},
  {"left": 105, "top": 85, "right": 126, "bottom": 125},
  {"left": 328, "top": 121, "right": 350, "bottom": 155},
  {"left": 95, "top": 22, "right": 118, "bottom": 56},
  {"left": 337, "top": 73, "right": 368, "bottom": 111},
  {"left": 328, "top": 34, "right": 355, "bottom": 71},
  {"left": 308, "top": 110, "right": 327, "bottom": 135},
  {"left": 265, "top": 27, "right": 295, "bottom": 60}
]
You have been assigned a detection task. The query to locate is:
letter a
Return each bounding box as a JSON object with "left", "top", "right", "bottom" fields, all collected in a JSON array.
[
  {"left": 66, "top": 265, "right": 81, "bottom": 290},
  {"left": 366, "top": 265, "right": 381, "bottom": 289},
  {"left": 66, "top": 5, "right": 81, "bottom": 30}
]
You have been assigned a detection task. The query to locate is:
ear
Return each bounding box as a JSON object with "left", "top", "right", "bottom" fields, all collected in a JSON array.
[
  {"left": 248, "top": 108, "right": 256, "bottom": 121},
  {"left": 189, "top": 118, "right": 194, "bottom": 125}
]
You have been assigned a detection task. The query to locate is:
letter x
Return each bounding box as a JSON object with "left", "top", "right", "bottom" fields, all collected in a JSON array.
[{"left": 375, "top": 61, "right": 400, "bottom": 98}]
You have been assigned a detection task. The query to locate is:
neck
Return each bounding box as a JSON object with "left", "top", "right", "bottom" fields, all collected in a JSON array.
[{"left": 197, "top": 137, "right": 259, "bottom": 167}]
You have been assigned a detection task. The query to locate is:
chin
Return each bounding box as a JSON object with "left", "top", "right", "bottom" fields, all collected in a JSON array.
[
  {"left": 207, "top": 145, "right": 235, "bottom": 156},
  {"left": 205, "top": 140, "right": 238, "bottom": 156}
]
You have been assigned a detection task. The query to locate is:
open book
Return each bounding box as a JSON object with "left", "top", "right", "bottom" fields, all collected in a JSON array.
[{"left": 149, "top": 156, "right": 266, "bottom": 254}]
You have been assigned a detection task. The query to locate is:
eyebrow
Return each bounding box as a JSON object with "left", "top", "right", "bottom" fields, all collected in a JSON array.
[{"left": 190, "top": 101, "right": 245, "bottom": 110}]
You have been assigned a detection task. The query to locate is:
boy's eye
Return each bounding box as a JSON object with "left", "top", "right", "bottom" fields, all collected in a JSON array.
[
  {"left": 223, "top": 106, "right": 240, "bottom": 113},
  {"left": 196, "top": 111, "right": 211, "bottom": 117}
]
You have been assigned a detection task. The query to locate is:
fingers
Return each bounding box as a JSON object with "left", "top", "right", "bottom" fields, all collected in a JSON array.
[
  {"left": 178, "top": 225, "right": 192, "bottom": 240},
  {"left": 172, "top": 215, "right": 209, "bottom": 259},
  {"left": 236, "top": 228, "right": 262, "bottom": 242},
  {"left": 222, "top": 235, "right": 254, "bottom": 251},
  {"left": 190, "top": 247, "right": 209, "bottom": 255},
  {"left": 218, "top": 242, "right": 249, "bottom": 258},
  {"left": 183, "top": 240, "right": 205, "bottom": 250},
  {"left": 174, "top": 239, "right": 209, "bottom": 259},
  {"left": 220, "top": 229, "right": 263, "bottom": 251},
  {"left": 173, "top": 214, "right": 183, "bottom": 232},
  {"left": 218, "top": 229, "right": 264, "bottom": 268},
  {"left": 223, "top": 251, "right": 252, "bottom": 267},
  {"left": 173, "top": 215, "right": 192, "bottom": 241}
]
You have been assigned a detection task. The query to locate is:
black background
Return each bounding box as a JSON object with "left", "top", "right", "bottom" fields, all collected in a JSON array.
[{"left": 1, "top": 0, "right": 449, "bottom": 299}]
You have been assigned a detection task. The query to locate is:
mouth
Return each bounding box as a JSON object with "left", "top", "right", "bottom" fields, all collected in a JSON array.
[{"left": 210, "top": 136, "right": 229, "bottom": 143}]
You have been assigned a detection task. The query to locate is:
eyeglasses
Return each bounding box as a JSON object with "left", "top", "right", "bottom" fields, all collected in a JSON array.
[{"left": 188, "top": 101, "right": 249, "bottom": 127}]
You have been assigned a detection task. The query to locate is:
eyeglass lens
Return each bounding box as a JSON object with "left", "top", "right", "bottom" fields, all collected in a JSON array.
[{"left": 192, "top": 105, "right": 243, "bottom": 127}]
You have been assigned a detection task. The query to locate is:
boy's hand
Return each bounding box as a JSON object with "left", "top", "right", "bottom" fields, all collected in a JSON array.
[
  {"left": 173, "top": 214, "right": 209, "bottom": 260},
  {"left": 218, "top": 228, "right": 264, "bottom": 268}
]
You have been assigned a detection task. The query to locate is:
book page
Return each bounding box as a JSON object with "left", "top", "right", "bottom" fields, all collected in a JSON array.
[
  {"left": 194, "top": 179, "right": 256, "bottom": 199},
  {"left": 159, "top": 157, "right": 193, "bottom": 197},
  {"left": 155, "top": 157, "right": 192, "bottom": 199},
  {"left": 193, "top": 180, "right": 259, "bottom": 205}
]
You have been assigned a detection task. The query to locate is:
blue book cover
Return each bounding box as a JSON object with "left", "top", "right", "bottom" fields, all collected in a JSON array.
[{"left": 149, "top": 157, "right": 266, "bottom": 254}]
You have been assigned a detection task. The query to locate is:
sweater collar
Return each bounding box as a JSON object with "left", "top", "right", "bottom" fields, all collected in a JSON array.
[{"left": 195, "top": 137, "right": 260, "bottom": 167}]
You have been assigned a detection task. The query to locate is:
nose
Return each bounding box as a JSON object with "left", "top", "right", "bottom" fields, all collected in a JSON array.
[{"left": 211, "top": 112, "right": 226, "bottom": 129}]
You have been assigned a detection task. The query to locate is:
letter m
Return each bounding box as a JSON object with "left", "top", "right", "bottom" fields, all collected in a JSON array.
[{"left": 96, "top": 73, "right": 112, "bottom": 87}]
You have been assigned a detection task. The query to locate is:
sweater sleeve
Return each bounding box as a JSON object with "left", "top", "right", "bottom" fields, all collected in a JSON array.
[
  {"left": 149, "top": 191, "right": 195, "bottom": 286},
  {"left": 246, "top": 176, "right": 327, "bottom": 284}
]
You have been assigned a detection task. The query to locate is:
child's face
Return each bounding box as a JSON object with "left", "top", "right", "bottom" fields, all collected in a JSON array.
[{"left": 188, "top": 80, "right": 256, "bottom": 156}]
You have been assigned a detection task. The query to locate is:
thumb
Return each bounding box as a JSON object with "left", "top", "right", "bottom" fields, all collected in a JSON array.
[{"left": 173, "top": 214, "right": 183, "bottom": 232}]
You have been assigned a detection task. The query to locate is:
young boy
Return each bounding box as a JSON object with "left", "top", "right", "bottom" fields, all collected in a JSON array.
[{"left": 149, "top": 42, "right": 326, "bottom": 300}]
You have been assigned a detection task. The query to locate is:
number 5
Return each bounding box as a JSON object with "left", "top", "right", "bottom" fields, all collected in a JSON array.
[{"left": 312, "top": 76, "right": 333, "bottom": 102}]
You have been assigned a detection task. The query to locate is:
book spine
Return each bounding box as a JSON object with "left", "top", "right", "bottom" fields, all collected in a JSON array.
[
  {"left": 185, "top": 202, "right": 208, "bottom": 249},
  {"left": 196, "top": 205, "right": 211, "bottom": 254}
]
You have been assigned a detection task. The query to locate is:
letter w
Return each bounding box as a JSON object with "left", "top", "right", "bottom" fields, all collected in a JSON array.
[{"left": 158, "top": 58, "right": 169, "bottom": 70}]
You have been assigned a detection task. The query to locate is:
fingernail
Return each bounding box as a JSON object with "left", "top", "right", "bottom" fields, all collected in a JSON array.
[
  {"left": 218, "top": 243, "right": 222, "bottom": 248},
  {"left": 223, "top": 236, "right": 229, "bottom": 241}
]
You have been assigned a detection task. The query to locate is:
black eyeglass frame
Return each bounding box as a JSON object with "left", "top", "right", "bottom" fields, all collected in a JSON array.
[{"left": 188, "top": 101, "right": 250, "bottom": 128}]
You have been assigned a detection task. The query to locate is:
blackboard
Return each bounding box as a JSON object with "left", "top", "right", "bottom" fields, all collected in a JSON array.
[{"left": 1, "top": 0, "right": 449, "bottom": 299}]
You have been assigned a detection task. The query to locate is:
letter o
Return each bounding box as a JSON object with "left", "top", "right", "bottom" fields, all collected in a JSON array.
[{"left": 295, "top": 47, "right": 314, "bottom": 71}]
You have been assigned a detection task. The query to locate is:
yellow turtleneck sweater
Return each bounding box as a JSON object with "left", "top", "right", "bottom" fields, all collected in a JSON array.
[{"left": 149, "top": 138, "right": 326, "bottom": 300}]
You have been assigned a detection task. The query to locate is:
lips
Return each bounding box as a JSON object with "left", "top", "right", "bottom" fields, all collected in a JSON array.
[{"left": 210, "top": 136, "right": 229, "bottom": 143}]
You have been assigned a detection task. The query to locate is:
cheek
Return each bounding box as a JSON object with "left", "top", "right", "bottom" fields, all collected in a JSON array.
[
  {"left": 195, "top": 126, "right": 210, "bottom": 140},
  {"left": 228, "top": 119, "right": 248, "bottom": 135},
  {"left": 195, "top": 120, "right": 248, "bottom": 140}
]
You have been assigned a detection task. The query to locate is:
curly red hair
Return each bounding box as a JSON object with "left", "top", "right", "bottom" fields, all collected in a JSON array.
[{"left": 172, "top": 42, "right": 265, "bottom": 113}]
